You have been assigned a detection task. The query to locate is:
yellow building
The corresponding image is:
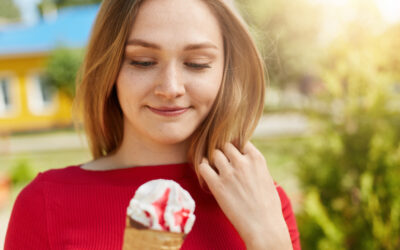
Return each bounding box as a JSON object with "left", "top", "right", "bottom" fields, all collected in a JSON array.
[
  {"left": 0, "top": 53, "right": 73, "bottom": 133},
  {"left": 0, "top": 5, "right": 98, "bottom": 133}
]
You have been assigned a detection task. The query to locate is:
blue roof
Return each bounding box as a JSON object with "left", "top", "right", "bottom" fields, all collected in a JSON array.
[{"left": 0, "top": 4, "right": 99, "bottom": 56}]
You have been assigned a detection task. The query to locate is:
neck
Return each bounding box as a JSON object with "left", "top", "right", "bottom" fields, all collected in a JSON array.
[{"left": 109, "top": 124, "right": 190, "bottom": 168}]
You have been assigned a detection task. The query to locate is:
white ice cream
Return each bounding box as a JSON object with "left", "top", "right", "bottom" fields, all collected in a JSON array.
[{"left": 127, "top": 179, "right": 196, "bottom": 234}]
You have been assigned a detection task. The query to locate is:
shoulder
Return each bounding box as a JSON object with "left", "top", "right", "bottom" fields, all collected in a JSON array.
[
  {"left": 40, "top": 165, "right": 82, "bottom": 177},
  {"left": 10, "top": 164, "right": 90, "bottom": 216},
  {"left": 274, "top": 183, "right": 292, "bottom": 209},
  {"left": 30, "top": 165, "right": 84, "bottom": 184},
  {"left": 274, "top": 182, "right": 297, "bottom": 221},
  {"left": 274, "top": 183, "right": 301, "bottom": 250},
  {"left": 3, "top": 167, "right": 80, "bottom": 249},
  {"left": 13, "top": 173, "right": 46, "bottom": 207},
  {"left": 5, "top": 165, "right": 89, "bottom": 249},
  {"left": 11, "top": 166, "right": 80, "bottom": 205}
]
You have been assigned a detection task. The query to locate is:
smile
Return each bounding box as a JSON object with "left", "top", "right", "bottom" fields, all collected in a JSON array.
[{"left": 147, "top": 106, "right": 190, "bottom": 117}]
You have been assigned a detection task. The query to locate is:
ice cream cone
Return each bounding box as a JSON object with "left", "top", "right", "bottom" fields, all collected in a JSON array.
[{"left": 123, "top": 217, "right": 185, "bottom": 250}]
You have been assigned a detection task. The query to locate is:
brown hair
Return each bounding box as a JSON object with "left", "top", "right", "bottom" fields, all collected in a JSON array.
[{"left": 73, "top": 0, "right": 265, "bottom": 185}]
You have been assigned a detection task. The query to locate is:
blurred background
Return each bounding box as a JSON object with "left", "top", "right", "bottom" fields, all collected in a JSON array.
[{"left": 0, "top": 0, "right": 399, "bottom": 249}]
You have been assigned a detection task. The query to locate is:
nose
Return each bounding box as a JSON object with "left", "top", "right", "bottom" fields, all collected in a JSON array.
[{"left": 154, "top": 62, "right": 185, "bottom": 99}]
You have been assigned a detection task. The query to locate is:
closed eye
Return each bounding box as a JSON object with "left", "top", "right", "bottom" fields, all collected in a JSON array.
[
  {"left": 129, "top": 60, "right": 157, "bottom": 67},
  {"left": 185, "top": 62, "right": 211, "bottom": 70}
]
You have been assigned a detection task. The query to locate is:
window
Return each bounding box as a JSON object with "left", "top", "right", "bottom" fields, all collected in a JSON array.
[
  {"left": 27, "top": 74, "right": 58, "bottom": 115},
  {"left": 0, "top": 77, "right": 13, "bottom": 115}
]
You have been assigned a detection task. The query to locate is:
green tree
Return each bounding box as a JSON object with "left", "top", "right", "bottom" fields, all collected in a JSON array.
[
  {"left": 42, "top": 47, "right": 84, "bottom": 98},
  {"left": 296, "top": 23, "right": 400, "bottom": 250},
  {"left": 53, "top": 0, "right": 101, "bottom": 8},
  {"left": 37, "top": 0, "right": 101, "bottom": 17},
  {"left": 0, "top": 0, "right": 21, "bottom": 22}
]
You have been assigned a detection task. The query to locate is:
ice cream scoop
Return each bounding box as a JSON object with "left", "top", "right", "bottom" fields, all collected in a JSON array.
[
  {"left": 127, "top": 179, "right": 196, "bottom": 233},
  {"left": 123, "top": 179, "right": 196, "bottom": 250}
]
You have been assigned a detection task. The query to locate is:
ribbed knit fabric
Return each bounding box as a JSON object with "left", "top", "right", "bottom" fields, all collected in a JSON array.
[{"left": 5, "top": 163, "right": 300, "bottom": 250}]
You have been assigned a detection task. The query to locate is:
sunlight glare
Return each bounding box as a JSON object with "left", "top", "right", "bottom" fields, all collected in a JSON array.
[{"left": 375, "top": 0, "right": 400, "bottom": 24}]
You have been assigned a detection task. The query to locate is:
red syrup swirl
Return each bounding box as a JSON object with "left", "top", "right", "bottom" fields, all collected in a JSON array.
[
  {"left": 174, "top": 208, "right": 191, "bottom": 232},
  {"left": 144, "top": 211, "right": 152, "bottom": 227},
  {"left": 151, "top": 187, "right": 190, "bottom": 232},
  {"left": 152, "top": 187, "right": 171, "bottom": 231}
]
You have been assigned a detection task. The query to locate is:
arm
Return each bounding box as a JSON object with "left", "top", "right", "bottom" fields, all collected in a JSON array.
[
  {"left": 276, "top": 184, "right": 301, "bottom": 250},
  {"left": 245, "top": 185, "right": 301, "bottom": 250},
  {"left": 199, "top": 141, "right": 299, "bottom": 250},
  {"left": 4, "top": 174, "right": 51, "bottom": 250}
]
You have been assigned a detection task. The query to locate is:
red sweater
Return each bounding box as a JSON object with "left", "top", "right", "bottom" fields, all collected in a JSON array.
[{"left": 5, "top": 163, "right": 300, "bottom": 250}]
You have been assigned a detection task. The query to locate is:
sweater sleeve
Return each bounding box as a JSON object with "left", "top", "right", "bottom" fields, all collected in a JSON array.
[
  {"left": 4, "top": 173, "right": 50, "bottom": 250},
  {"left": 276, "top": 184, "right": 301, "bottom": 250}
]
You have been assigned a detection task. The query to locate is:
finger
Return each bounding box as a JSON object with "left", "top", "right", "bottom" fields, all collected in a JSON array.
[
  {"left": 222, "top": 142, "right": 242, "bottom": 165},
  {"left": 242, "top": 142, "right": 273, "bottom": 179},
  {"left": 242, "top": 141, "right": 258, "bottom": 155},
  {"left": 198, "top": 158, "right": 219, "bottom": 187},
  {"left": 213, "top": 149, "right": 231, "bottom": 175}
]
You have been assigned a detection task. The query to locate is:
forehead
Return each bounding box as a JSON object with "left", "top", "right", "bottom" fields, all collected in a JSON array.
[{"left": 128, "top": 0, "right": 223, "bottom": 49}]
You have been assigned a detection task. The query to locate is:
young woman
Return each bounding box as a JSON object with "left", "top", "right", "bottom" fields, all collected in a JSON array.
[{"left": 5, "top": 0, "right": 300, "bottom": 249}]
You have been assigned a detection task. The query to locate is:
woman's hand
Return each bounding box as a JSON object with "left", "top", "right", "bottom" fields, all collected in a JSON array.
[{"left": 199, "top": 141, "right": 292, "bottom": 250}]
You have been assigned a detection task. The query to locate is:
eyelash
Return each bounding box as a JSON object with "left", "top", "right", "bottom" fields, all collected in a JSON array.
[
  {"left": 129, "top": 61, "right": 157, "bottom": 67},
  {"left": 129, "top": 60, "right": 211, "bottom": 70},
  {"left": 185, "top": 62, "right": 211, "bottom": 69}
]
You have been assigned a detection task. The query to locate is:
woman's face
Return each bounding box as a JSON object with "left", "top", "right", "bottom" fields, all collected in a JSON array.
[{"left": 116, "top": 0, "right": 224, "bottom": 146}]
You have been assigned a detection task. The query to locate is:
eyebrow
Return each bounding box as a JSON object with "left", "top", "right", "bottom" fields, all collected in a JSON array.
[
  {"left": 126, "top": 39, "right": 218, "bottom": 51},
  {"left": 127, "top": 39, "right": 161, "bottom": 49}
]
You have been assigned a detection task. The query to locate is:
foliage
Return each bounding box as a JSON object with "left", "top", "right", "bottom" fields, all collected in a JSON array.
[
  {"left": 42, "top": 47, "right": 84, "bottom": 98},
  {"left": 9, "top": 159, "right": 35, "bottom": 186},
  {"left": 237, "top": 0, "right": 324, "bottom": 88},
  {"left": 0, "top": 0, "right": 21, "bottom": 22},
  {"left": 52, "top": 0, "right": 101, "bottom": 8},
  {"left": 296, "top": 23, "right": 400, "bottom": 250},
  {"left": 37, "top": 0, "right": 101, "bottom": 17}
]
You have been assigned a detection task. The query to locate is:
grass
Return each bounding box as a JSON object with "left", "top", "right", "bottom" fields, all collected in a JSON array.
[
  {"left": 0, "top": 148, "right": 91, "bottom": 175},
  {"left": 9, "top": 126, "right": 77, "bottom": 138}
]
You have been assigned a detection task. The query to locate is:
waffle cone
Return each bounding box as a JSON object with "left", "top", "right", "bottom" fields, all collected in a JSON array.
[{"left": 122, "top": 217, "right": 185, "bottom": 250}]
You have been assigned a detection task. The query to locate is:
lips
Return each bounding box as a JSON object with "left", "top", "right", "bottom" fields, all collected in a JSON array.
[
  {"left": 151, "top": 106, "right": 188, "bottom": 111},
  {"left": 147, "top": 106, "right": 190, "bottom": 117}
]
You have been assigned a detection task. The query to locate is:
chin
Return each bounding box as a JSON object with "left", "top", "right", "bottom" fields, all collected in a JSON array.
[{"left": 150, "top": 132, "right": 192, "bottom": 145}]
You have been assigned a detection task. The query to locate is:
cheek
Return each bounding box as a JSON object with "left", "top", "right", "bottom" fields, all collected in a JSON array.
[
  {"left": 187, "top": 72, "right": 222, "bottom": 108},
  {"left": 196, "top": 59, "right": 224, "bottom": 106},
  {"left": 116, "top": 66, "right": 155, "bottom": 102}
]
